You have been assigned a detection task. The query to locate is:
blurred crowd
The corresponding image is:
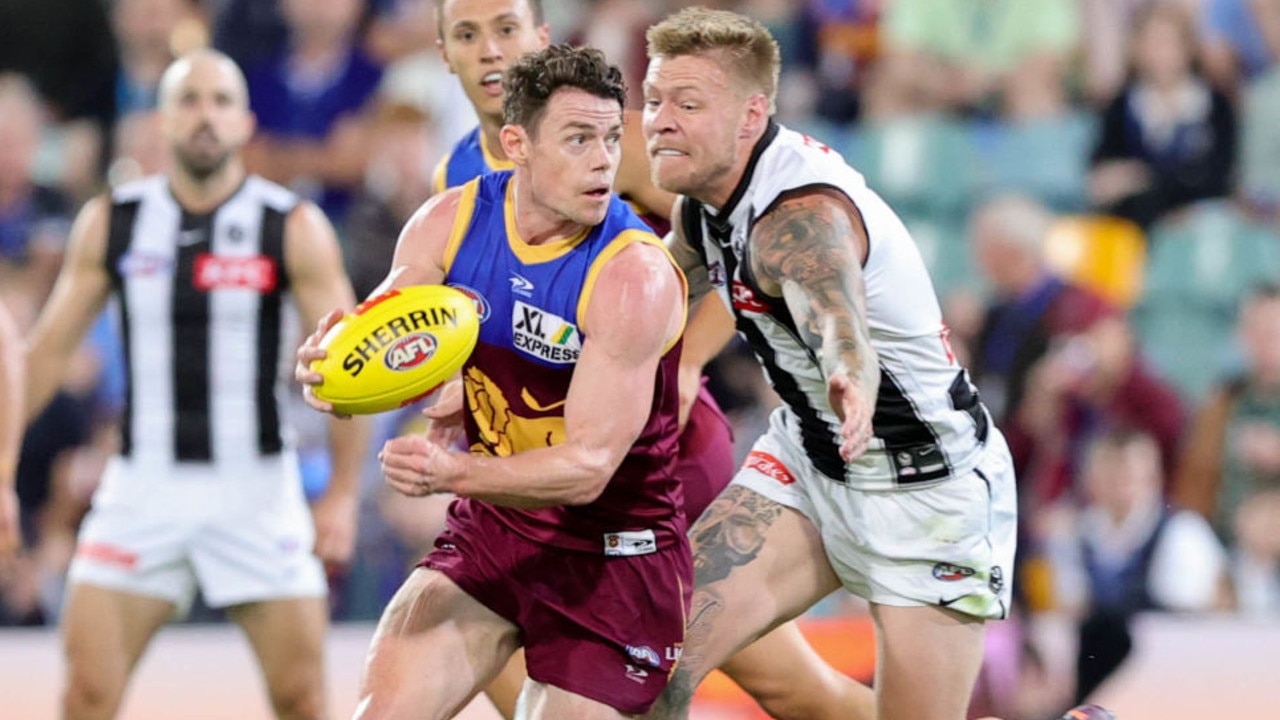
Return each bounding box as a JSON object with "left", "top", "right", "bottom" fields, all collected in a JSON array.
[{"left": 3, "top": 0, "right": 1280, "bottom": 717}]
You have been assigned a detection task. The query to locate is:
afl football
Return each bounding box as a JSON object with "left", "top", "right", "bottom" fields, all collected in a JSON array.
[{"left": 310, "top": 285, "right": 480, "bottom": 415}]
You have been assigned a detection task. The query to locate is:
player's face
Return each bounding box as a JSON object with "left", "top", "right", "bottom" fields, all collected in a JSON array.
[
  {"left": 521, "top": 89, "right": 622, "bottom": 227},
  {"left": 439, "top": 0, "right": 550, "bottom": 122},
  {"left": 161, "top": 58, "right": 254, "bottom": 181},
  {"left": 642, "top": 53, "right": 746, "bottom": 202}
]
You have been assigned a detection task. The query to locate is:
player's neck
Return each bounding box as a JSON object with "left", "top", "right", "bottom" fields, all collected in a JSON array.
[
  {"left": 511, "top": 176, "right": 585, "bottom": 246},
  {"left": 479, "top": 116, "right": 509, "bottom": 162},
  {"left": 169, "top": 160, "right": 248, "bottom": 214},
  {"left": 701, "top": 125, "right": 768, "bottom": 212}
]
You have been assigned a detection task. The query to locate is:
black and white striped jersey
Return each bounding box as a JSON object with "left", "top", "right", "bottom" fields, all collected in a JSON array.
[
  {"left": 104, "top": 174, "right": 299, "bottom": 468},
  {"left": 684, "top": 122, "right": 990, "bottom": 488}
]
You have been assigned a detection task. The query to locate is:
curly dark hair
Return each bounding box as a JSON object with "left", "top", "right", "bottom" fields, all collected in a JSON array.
[{"left": 501, "top": 44, "right": 627, "bottom": 135}]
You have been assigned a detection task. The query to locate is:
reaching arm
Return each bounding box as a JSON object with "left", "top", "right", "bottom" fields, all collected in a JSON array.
[
  {"left": 380, "top": 242, "right": 686, "bottom": 508},
  {"left": 665, "top": 195, "right": 736, "bottom": 426},
  {"left": 749, "top": 188, "right": 878, "bottom": 461},
  {"left": 0, "top": 299, "right": 23, "bottom": 558},
  {"left": 24, "top": 196, "right": 113, "bottom": 423},
  {"left": 665, "top": 196, "right": 714, "bottom": 305}
]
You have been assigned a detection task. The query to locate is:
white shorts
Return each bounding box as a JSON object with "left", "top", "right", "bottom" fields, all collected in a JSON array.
[
  {"left": 68, "top": 453, "right": 327, "bottom": 616},
  {"left": 734, "top": 408, "right": 1017, "bottom": 620}
]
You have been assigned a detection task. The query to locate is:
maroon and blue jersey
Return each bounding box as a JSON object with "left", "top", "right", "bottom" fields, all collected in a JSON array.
[{"left": 442, "top": 170, "right": 688, "bottom": 552}]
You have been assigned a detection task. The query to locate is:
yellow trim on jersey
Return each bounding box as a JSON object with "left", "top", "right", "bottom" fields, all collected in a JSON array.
[
  {"left": 480, "top": 131, "right": 516, "bottom": 172},
  {"left": 442, "top": 179, "right": 481, "bottom": 274},
  {"left": 431, "top": 152, "right": 450, "bottom": 195},
  {"left": 503, "top": 180, "right": 591, "bottom": 263},
  {"left": 577, "top": 229, "right": 689, "bottom": 354}
]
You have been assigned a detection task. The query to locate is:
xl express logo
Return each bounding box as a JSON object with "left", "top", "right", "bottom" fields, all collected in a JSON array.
[{"left": 512, "top": 300, "right": 580, "bottom": 364}]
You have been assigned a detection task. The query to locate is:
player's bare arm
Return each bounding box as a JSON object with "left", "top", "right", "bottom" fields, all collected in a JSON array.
[
  {"left": 749, "top": 188, "right": 878, "bottom": 461},
  {"left": 285, "top": 200, "right": 370, "bottom": 568},
  {"left": 295, "top": 186, "right": 464, "bottom": 409},
  {"left": 381, "top": 242, "right": 685, "bottom": 508},
  {"left": 666, "top": 196, "right": 737, "bottom": 426},
  {"left": 664, "top": 196, "right": 712, "bottom": 302},
  {"left": 24, "top": 195, "right": 113, "bottom": 422},
  {"left": 0, "top": 299, "right": 23, "bottom": 559}
]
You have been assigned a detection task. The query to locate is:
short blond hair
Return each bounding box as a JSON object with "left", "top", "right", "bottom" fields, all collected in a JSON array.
[{"left": 646, "top": 7, "right": 780, "bottom": 113}]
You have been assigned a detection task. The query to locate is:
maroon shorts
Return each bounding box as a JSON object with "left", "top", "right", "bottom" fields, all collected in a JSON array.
[
  {"left": 677, "top": 385, "right": 736, "bottom": 522},
  {"left": 419, "top": 500, "right": 693, "bottom": 714}
]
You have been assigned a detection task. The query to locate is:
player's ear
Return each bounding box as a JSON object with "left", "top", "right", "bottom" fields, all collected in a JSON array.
[
  {"left": 740, "top": 93, "right": 769, "bottom": 140},
  {"left": 439, "top": 38, "right": 455, "bottom": 73},
  {"left": 500, "top": 124, "right": 528, "bottom": 164}
]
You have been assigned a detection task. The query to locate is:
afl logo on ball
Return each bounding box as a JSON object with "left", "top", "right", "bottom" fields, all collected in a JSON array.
[
  {"left": 384, "top": 333, "right": 437, "bottom": 371},
  {"left": 448, "top": 283, "right": 490, "bottom": 323}
]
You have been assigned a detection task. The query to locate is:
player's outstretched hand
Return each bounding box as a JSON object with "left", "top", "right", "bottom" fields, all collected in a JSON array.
[
  {"left": 828, "top": 372, "right": 872, "bottom": 462},
  {"left": 381, "top": 435, "right": 466, "bottom": 497},
  {"left": 295, "top": 309, "right": 346, "bottom": 416}
]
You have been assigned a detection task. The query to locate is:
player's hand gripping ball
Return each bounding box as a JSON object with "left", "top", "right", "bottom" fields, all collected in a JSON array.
[{"left": 309, "top": 285, "right": 480, "bottom": 415}]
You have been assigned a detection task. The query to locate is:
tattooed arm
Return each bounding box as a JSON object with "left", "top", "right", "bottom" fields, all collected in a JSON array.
[{"left": 749, "top": 188, "right": 878, "bottom": 461}]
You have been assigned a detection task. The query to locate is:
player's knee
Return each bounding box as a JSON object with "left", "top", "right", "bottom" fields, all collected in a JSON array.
[
  {"left": 63, "top": 668, "right": 126, "bottom": 720},
  {"left": 266, "top": 671, "right": 326, "bottom": 720}
]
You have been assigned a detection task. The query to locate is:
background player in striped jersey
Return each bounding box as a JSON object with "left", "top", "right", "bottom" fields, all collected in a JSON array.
[
  {"left": 429, "top": 1, "right": 875, "bottom": 717},
  {"left": 0, "top": 298, "right": 21, "bottom": 562},
  {"left": 23, "top": 50, "right": 368, "bottom": 720}
]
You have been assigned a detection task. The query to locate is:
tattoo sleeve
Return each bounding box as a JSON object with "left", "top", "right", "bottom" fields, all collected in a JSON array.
[{"left": 749, "top": 190, "right": 880, "bottom": 397}]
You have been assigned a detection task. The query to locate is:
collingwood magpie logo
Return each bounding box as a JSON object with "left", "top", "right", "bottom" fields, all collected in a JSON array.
[{"left": 512, "top": 300, "right": 580, "bottom": 364}]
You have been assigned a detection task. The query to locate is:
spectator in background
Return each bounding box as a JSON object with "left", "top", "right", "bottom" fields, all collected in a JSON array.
[
  {"left": 1231, "top": 489, "right": 1280, "bottom": 614},
  {"left": 1200, "top": 0, "right": 1280, "bottom": 95},
  {"left": 107, "top": 111, "right": 172, "bottom": 187},
  {"left": 1046, "top": 429, "right": 1227, "bottom": 708},
  {"left": 966, "top": 195, "right": 1117, "bottom": 463},
  {"left": 1080, "top": 0, "right": 1204, "bottom": 107},
  {"left": 244, "top": 0, "right": 383, "bottom": 224},
  {"left": 112, "top": 0, "right": 203, "bottom": 116},
  {"left": 1175, "top": 283, "right": 1280, "bottom": 545},
  {"left": 0, "top": 0, "right": 116, "bottom": 201},
  {"left": 872, "top": 0, "right": 1078, "bottom": 119},
  {"left": 0, "top": 75, "right": 73, "bottom": 325},
  {"left": 789, "top": 0, "right": 883, "bottom": 124},
  {"left": 1089, "top": 1, "right": 1236, "bottom": 229},
  {"left": 341, "top": 102, "right": 439, "bottom": 300},
  {"left": 1018, "top": 316, "right": 1186, "bottom": 513}
]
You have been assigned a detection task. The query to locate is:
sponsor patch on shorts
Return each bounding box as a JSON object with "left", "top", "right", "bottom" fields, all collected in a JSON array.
[
  {"left": 604, "top": 529, "right": 657, "bottom": 557},
  {"left": 744, "top": 450, "right": 796, "bottom": 485}
]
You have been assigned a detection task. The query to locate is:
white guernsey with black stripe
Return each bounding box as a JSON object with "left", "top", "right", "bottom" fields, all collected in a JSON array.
[
  {"left": 685, "top": 122, "right": 990, "bottom": 489},
  {"left": 104, "top": 175, "right": 298, "bottom": 466}
]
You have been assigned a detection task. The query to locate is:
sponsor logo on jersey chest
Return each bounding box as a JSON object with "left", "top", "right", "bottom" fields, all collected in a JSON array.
[
  {"left": 193, "top": 254, "right": 277, "bottom": 292},
  {"left": 512, "top": 300, "right": 580, "bottom": 363}
]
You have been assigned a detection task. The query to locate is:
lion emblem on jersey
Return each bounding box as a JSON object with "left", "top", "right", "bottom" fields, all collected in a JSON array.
[{"left": 464, "top": 366, "right": 566, "bottom": 456}]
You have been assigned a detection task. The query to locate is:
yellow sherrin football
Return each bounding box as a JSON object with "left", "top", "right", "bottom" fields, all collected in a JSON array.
[{"left": 310, "top": 285, "right": 480, "bottom": 415}]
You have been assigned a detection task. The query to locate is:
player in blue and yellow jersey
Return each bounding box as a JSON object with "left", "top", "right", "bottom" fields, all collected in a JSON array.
[
  {"left": 301, "top": 45, "right": 690, "bottom": 720},
  {"left": 408, "top": 2, "right": 881, "bottom": 720}
]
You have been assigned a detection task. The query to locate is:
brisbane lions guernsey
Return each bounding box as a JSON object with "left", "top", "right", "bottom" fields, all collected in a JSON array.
[
  {"left": 104, "top": 174, "right": 298, "bottom": 466},
  {"left": 432, "top": 127, "right": 513, "bottom": 195},
  {"left": 683, "top": 122, "right": 993, "bottom": 489},
  {"left": 443, "top": 170, "right": 687, "bottom": 554}
]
